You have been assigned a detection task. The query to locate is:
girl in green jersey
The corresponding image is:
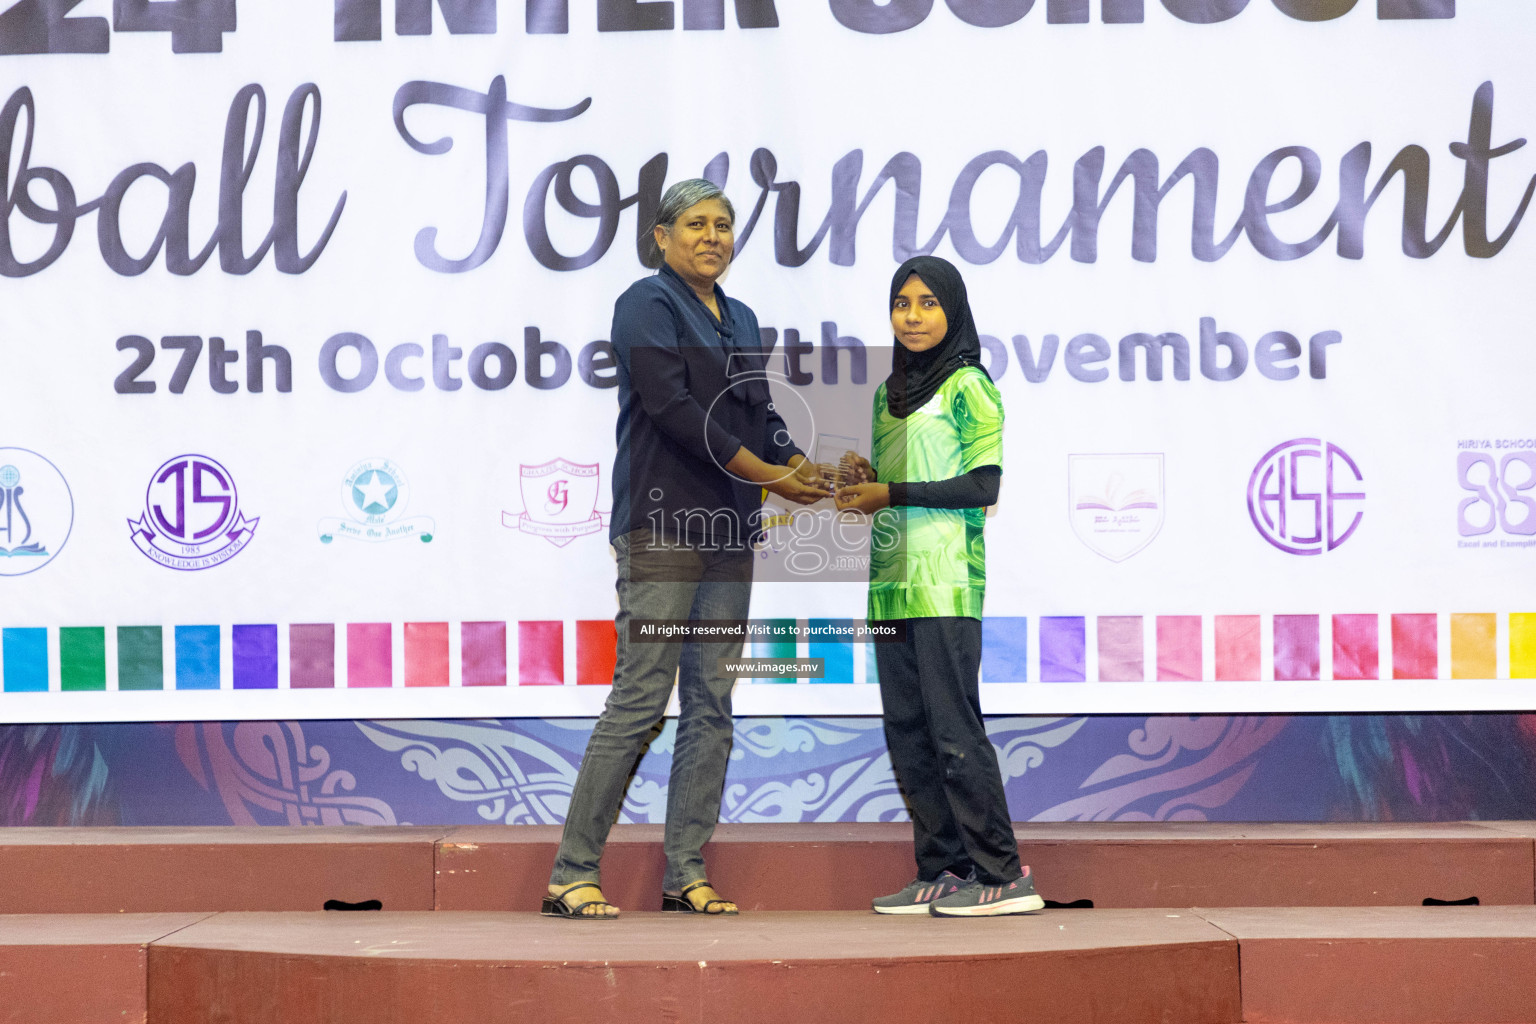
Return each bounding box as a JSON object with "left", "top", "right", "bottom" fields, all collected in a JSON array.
[{"left": 836, "top": 256, "right": 1044, "bottom": 917}]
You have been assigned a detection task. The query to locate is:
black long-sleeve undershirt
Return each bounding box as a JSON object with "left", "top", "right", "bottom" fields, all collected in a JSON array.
[{"left": 886, "top": 464, "right": 1000, "bottom": 510}]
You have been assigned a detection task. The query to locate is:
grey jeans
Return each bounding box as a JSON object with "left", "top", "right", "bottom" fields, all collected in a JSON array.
[{"left": 549, "top": 529, "right": 753, "bottom": 892}]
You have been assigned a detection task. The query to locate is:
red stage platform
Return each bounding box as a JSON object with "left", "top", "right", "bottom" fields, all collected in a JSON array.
[
  {"left": 3, "top": 822, "right": 1536, "bottom": 1022},
  {"left": 0, "top": 913, "right": 207, "bottom": 1024},
  {"left": 4, "top": 821, "right": 1528, "bottom": 914},
  {"left": 0, "top": 826, "right": 442, "bottom": 913},
  {"left": 145, "top": 909, "right": 1241, "bottom": 1024},
  {"left": 435, "top": 820, "right": 1536, "bottom": 911},
  {"left": 1200, "top": 905, "right": 1536, "bottom": 1024}
]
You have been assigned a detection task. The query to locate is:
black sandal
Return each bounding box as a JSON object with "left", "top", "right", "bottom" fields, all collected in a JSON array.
[
  {"left": 542, "top": 882, "right": 618, "bottom": 919},
  {"left": 661, "top": 879, "right": 738, "bottom": 915}
]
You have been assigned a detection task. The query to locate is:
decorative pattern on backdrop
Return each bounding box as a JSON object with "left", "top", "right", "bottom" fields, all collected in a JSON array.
[{"left": 9, "top": 714, "right": 1536, "bottom": 827}]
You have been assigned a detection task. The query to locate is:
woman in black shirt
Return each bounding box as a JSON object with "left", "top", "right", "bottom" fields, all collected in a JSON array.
[{"left": 544, "top": 179, "right": 826, "bottom": 919}]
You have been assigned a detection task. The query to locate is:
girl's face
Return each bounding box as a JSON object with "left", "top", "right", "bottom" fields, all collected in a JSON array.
[{"left": 891, "top": 274, "right": 948, "bottom": 353}]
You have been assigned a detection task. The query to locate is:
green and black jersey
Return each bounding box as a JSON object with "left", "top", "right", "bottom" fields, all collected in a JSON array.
[{"left": 868, "top": 366, "right": 1004, "bottom": 622}]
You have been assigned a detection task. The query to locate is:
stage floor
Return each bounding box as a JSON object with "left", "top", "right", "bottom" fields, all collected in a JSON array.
[{"left": 3, "top": 822, "right": 1536, "bottom": 1022}]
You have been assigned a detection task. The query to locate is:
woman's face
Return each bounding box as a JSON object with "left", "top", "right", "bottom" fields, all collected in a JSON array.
[
  {"left": 656, "top": 198, "right": 734, "bottom": 291},
  {"left": 891, "top": 274, "right": 948, "bottom": 353}
]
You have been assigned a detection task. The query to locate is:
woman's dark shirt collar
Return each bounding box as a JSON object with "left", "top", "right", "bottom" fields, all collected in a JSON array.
[{"left": 657, "top": 261, "right": 735, "bottom": 342}]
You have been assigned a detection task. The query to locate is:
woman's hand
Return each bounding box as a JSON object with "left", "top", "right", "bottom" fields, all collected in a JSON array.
[
  {"left": 726, "top": 449, "right": 829, "bottom": 505},
  {"left": 766, "top": 460, "right": 831, "bottom": 506},
  {"left": 793, "top": 458, "right": 831, "bottom": 489},
  {"left": 834, "top": 482, "right": 890, "bottom": 514}
]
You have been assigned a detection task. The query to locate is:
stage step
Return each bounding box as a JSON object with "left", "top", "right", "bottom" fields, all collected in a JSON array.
[
  {"left": 0, "top": 827, "right": 443, "bottom": 914},
  {"left": 145, "top": 909, "right": 1240, "bottom": 1024},
  {"left": 1, "top": 822, "right": 1530, "bottom": 914},
  {"left": 1012, "top": 821, "right": 1536, "bottom": 909},
  {"left": 436, "top": 821, "right": 1536, "bottom": 911},
  {"left": 8, "top": 906, "right": 1536, "bottom": 1023},
  {"left": 0, "top": 913, "right": 208, "bottom": 1023},
  {"left": 1200, "top": 906, "right": 1536, "bottom": 1024}
]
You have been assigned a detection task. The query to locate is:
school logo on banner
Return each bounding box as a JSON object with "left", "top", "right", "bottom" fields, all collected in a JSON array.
[
  {"left": 128, "top": 454, "right": 258, "bottom": 570},
  {"left": 0, "top": 447, "right": 74, "bottom": 577},
  {"left": 1455, "top": 440, "right": 1536, "bottom": 549},
  {"left": 1068, "top": 453, "right": 1164, "bottom": 563},
  {"left": 502, "top": 458, "right": 608, "bottom": 547},
  {"left": 1247, "top": 439, "right": 1364, "bottom": 555},
  {"left": 319, "top": 458, "right": 435, "bottom": 544}
]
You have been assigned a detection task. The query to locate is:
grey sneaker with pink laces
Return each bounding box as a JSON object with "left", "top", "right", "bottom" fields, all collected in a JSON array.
[
  {"left": 871, "top": 870, "right": 971, "bottom": 915},
  {"left": 929, "top": 868, "right": 1045, "bottom": 917}
]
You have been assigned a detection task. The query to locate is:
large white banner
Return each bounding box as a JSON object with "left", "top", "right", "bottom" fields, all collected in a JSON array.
[{"left": 2, "top": 0, "right": 1533, "bottom": 722}]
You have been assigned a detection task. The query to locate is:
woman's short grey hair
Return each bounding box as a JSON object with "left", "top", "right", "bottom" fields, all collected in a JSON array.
[
  {"left": 646, "top": 178, "right": 734, "bottom": 264},
  {"left": 655, "top": 178, "right": 734, "bottom": 233}
]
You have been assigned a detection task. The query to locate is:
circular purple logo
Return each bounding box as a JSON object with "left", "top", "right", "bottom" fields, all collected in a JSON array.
[
  {"left": 129, "top": 455, "right": 259, "bottom": 570},
  {"left": 1247, "top": 439, "right": 1364, "bottom": 555}
]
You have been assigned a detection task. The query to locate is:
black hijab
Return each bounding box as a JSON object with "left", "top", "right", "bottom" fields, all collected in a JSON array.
[{"left": 884, "top": 255, "right": 990, "bottom": 418}]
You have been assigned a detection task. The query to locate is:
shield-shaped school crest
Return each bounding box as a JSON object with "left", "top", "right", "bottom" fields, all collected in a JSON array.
[
  {"left": 1068, "top": 454, "right": 1165, "bottom": 563},
  {"left": 502, "top": 458, "right": 607, "bottom": 547}
]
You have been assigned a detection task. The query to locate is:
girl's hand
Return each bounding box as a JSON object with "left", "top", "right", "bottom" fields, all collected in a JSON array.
[
  {"left": 834, "top": 482, "right": 889, "bottom": 514},
  {"left": 839, "top": 452, "right": 875, "bottom": 486}
]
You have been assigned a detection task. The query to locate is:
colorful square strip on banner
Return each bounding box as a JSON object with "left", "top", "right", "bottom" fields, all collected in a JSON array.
[{"left": 3, "top": 615, "right": 1536, "bottom": 690}]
